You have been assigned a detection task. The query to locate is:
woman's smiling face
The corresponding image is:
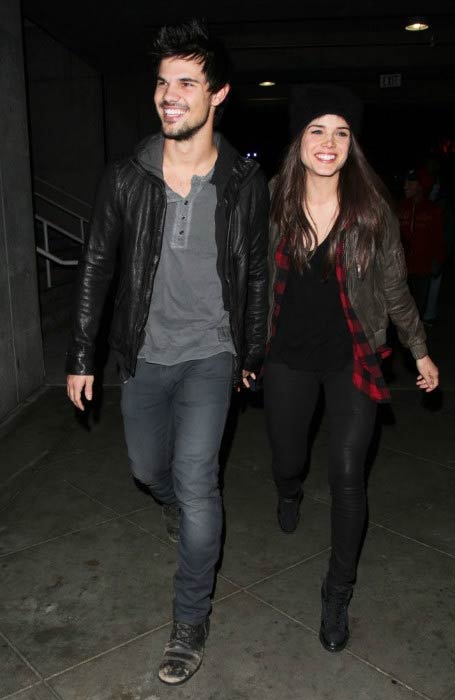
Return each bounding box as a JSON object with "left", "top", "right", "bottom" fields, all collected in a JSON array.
[{"left": 300, "top": 114, "right": 351, "bottom": 179}]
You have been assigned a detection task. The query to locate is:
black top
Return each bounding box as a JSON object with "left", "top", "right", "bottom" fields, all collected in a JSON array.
[{"left": 269, "top": 236, "right": 352, "bottom": 371}]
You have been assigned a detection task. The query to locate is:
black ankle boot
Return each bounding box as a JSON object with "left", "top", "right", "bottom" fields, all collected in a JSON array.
[
  {"left": 277, "top": 492, "right": 302, "bottom": 533},
  {"left": 319, "top": 580, "right": 352, "bottom": 652}
]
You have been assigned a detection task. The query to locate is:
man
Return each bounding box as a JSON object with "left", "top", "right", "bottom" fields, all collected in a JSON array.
[
  {"left": 66, "top": 19, "right": 268, "bottom": 685},
  {"left": 399, "top": 168, "right": 444, "bottom": 318}
]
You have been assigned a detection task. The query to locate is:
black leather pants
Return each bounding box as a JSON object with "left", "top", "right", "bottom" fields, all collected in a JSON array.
[{"left": 264, "top": 360, "right": 377, "bottom": 589}]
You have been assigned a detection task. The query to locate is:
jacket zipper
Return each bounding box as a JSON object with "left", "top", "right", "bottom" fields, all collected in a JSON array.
[{"left": 131, "top": 188, "right": 167, "bottom": 367}]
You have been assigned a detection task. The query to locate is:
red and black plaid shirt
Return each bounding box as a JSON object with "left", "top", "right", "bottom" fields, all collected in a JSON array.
[{"left": 268, "top": 236, "right": 391, "bottom": 403}]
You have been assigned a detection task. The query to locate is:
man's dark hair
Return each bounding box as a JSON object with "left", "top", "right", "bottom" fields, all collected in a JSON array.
[{"left": 152, "top": 19, "right": 231, "bottom": 94}]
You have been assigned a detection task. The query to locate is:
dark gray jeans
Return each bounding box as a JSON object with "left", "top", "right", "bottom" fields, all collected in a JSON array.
[{"left": 120, "top": 353, "right": 233, "bottom": 625}]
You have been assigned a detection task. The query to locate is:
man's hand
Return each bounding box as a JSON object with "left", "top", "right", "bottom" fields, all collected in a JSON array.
[
  {"left": 416, "top": 356, "right": 439, "bottom": 392},
  {"left": 67, "top": 374, "right": 94, "bottom": 410}
]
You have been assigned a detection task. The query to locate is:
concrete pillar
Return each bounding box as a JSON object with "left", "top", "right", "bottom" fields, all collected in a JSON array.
[{"left": 0, "top": 0, "right": 44, "bottom": 420}]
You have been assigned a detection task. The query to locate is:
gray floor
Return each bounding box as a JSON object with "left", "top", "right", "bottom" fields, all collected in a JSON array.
[{"left": 1, "top": 280, "right": 454, "bottom": 699}]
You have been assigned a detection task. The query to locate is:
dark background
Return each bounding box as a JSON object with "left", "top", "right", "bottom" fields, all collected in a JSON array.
[{"left": 22, "top": 1, "right": 455, "bottom": 197}]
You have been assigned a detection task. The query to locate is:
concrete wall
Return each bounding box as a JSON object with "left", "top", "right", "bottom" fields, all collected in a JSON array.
[
  {"left": 24, "top": 24, "right": 160, "bottom": 203},
  {"left": 104, "top": 74, "right": 160, "bottom": 161},
  {"left": 0, "top": 0, "right": 44, "bottom": 420},
  {"left": 24, "top": 23, "right": 105, "bottom": 204}
]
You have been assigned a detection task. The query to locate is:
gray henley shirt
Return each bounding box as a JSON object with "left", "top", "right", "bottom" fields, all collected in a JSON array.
[{"left": 138, "top": 134, "right": 234, "bottom": 365}]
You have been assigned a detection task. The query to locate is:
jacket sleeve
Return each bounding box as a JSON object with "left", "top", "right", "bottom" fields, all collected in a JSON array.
[
  {"left": 380, "top": 212, "right": 428, "bottom": 359},
  {"left": 66, "top": 163, "right": 122, "bottom": 374},
  {"left": 243, "top": 169, "right": 270, "bottom": 372}
]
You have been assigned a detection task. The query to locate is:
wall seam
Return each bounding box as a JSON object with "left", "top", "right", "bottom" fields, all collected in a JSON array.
[{"left": 0, "top": 163, "right": 19, "bottom": 404}]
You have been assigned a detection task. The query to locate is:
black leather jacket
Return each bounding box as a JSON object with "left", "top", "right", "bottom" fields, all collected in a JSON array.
[{"left": 66, "top": 134, "right": 269, "bottom": 383}]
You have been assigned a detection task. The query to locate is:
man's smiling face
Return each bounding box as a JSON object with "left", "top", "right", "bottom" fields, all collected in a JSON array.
[{"left": 154, "top": 56, "right": 218, "bottom": 141}]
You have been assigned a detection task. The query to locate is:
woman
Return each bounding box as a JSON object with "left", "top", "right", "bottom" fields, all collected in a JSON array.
[{"left": 264, "top": 84, "right": 438, "bottom": 653}]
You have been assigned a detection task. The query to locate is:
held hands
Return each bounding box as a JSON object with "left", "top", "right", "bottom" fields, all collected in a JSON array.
[
  {"left": 236, "top": 369, "right": 257, "bottom": 392},
  {"left": 416, "top": 356, "right": 439, "bottom": 392},
  {"left": 67, "top": 374, "right": 94, "bottom": 410}
]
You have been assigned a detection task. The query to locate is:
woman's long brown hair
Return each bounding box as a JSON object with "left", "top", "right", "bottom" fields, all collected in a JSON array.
[{"left": 270, "top": 131, "right": 393, "bottom": 276}]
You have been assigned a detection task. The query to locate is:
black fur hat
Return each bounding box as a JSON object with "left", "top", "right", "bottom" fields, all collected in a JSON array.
[{"left": 289, "top": 84, "right": 364, "bottom": 139}]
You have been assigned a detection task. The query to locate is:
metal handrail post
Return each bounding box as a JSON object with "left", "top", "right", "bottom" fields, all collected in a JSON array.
[
  {"left": 34, "top": 184, "right": 90, "bottom": 286},
  {"left": 43, "top": 220, "right": 52, "bottom": 288}
]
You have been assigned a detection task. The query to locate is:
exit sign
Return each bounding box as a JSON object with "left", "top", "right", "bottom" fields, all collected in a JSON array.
[{"left": 379, "top": 73, "right": 402, "bottom": 88}]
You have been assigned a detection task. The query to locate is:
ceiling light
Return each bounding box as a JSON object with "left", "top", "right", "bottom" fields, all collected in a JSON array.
[
  {"left": 259, "top": 81, "right": 275, "bottom": 87},
  {"left": 405, "top": 17, "right": 429, "bottom": 31}
]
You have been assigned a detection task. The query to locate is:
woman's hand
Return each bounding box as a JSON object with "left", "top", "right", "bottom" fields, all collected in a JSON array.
[
  {"left": 242, "top": 370, "right": 256, "bottom": 389},
  {"left": 416, "top": 356, "right": 439, "bottom": 392},
  {"left": 236, "top": 370, "right": 257, "bottom": 392}
]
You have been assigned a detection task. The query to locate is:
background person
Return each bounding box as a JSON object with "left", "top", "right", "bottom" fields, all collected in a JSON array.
[
  {"left": 264, "top": 84, "right": 438, "bottom": 655},
  {"left": 398, "top": 168, "right": 445, "bottom": 320}
]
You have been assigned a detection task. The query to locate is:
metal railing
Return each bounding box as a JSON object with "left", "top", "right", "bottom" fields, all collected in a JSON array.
[
  {"left": 35, "top": 215, "right": 82, "bottom": 288},
  {"left": 34, "top": 176, "right": 92, "bottom": 211},
  {"left": 35, "top": 191, "right": 89, "bottom": 243},
  {"left": 34, "top": 182, "right": 92, "bottom": 289}
]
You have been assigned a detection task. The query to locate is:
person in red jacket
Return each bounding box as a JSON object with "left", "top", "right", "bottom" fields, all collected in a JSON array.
[{"left": 398, "top": 169, "right": 445, "bottom": 316}]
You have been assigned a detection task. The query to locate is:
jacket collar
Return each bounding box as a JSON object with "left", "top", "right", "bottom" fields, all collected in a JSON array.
[
  {"left": 131, "top": 131, "right": 259, "bottom": 193},
  {"left": 214, "top": 133, "right": 259, "bottom": 195}
]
